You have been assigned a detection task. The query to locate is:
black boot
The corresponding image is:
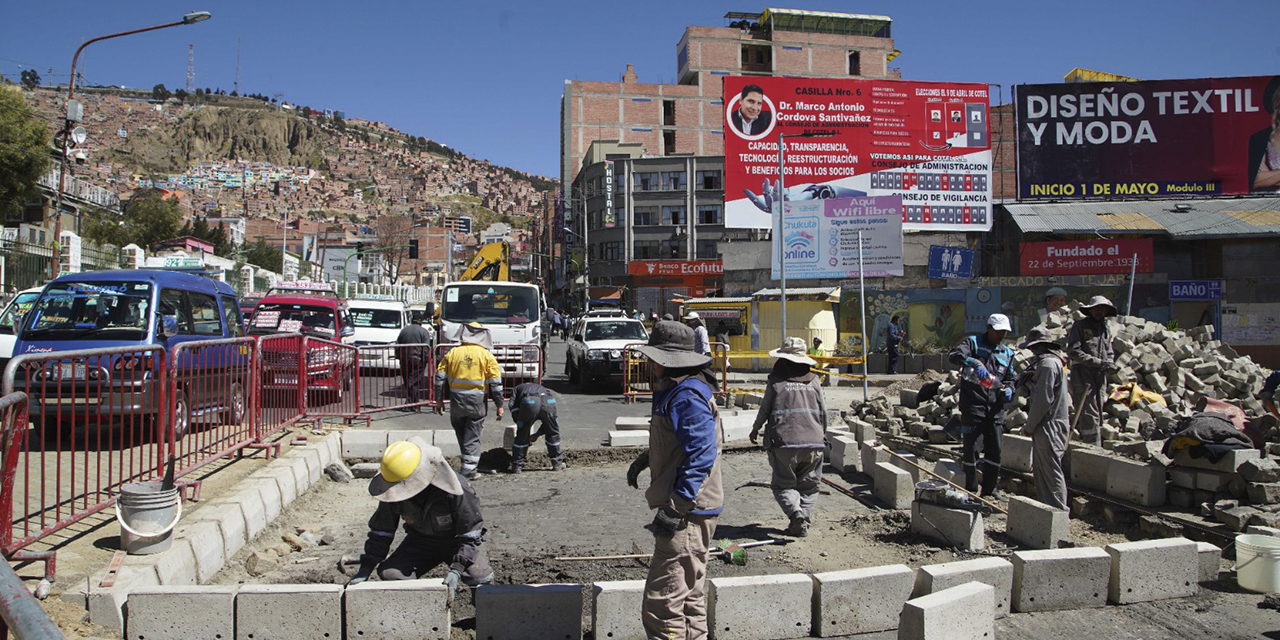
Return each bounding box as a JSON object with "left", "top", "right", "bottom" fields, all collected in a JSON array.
[
  {"left": 547, "top": 439, "right": 564, "bottom": 471},
  {"left": 509, "top": 445, "right": 528, "bottom": 474},
  {"left": 979, "top": 461, "right": 1002, "bottom": 498},
  {"left": 962, "top": 464, "right": 980, "bottom": 494}
]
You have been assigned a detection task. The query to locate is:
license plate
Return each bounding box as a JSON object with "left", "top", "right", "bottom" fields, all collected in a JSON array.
[
  {"left": 277, "top": 375, "right": 298, "bottom": 384},
  {"left": 59, "top": 363, "right": 87, "bottom": 379}
]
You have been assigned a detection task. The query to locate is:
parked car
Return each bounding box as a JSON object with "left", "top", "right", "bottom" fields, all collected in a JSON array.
[
  {"left": 0, "top": 287, "right": 44, "bottom": 374},
  {"left": 248, "top": 282, "right": 355, "bottom": 404},
  {"left": 564, "top": 311, "right": 649, "bottom": 386},
  {"left": 11, "top": 270, "right": 247, "bottom": 435},
  {"left": 348, "top": 297, "right": 410, "bottom": 371}
]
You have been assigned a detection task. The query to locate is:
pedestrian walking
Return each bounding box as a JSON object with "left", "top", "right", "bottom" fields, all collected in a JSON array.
[
  {"left": 630, "top": 320, "right": 723, "bottom": 640},
  {"left": 1066, "top": 295, "right": 1118, "bottom": 445},
  {"left": 396, "top": 313, "right": 433, "bottom": 410},
  {"left": 886, "top": 315, "right": 904, "bottom": 374},
  {"left": 1019, "top": 327, "right": 1071, "bottom": 510},
  {"left": 750, "top": 337, "right": 828, "bottom": 537},
  {"left": 434, "top": 323, "right": 504, "bottom": 479},
  {"left": 506, "top": 382, "right": 565, "bottom": 473},
  {"left": 348, "top": 437, "right": 493, "bottom": 599},
  {"left": 685, "top": 311, "right": 711, "bottom": 356},
  {"left": 948, "top": 313, "right": 1016, "bottom": 497}
]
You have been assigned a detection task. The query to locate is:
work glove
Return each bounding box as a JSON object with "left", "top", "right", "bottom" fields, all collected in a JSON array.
[
  {"left": 970, "top": 362, "right": 990, "bottom": 380},
  {"left": 626, "top": 450, "right": 650, "bottom": 489},
  {"left": 346, "top": 562, "right": 375, "bottom": 586},
  {"left": 650, "top": 505, "right": 684, "bottom": 539},
  {"left": 1001, "top": 387, "right": 1014, "bottom": 403},
  {"left": 443, "top": 568, "right": 462, "bottom": 600}
]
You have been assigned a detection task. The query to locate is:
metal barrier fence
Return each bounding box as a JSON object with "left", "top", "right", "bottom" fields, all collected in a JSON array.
[
  {"left": 298, "top": 337, "right": 359, "bottom": 420},
  {"left": 168, "top": 338, "right": 259, "bottom": 480},
  {"left": 356, "top": 343, "right": 432, "bottom": 416},
  {"left": 431, "top": 343, "right": 544, "bottom": 407},
  {"left": 0, "top": 506, "right": 62, "bottom": 640},
  {"left": 622, "top": 342, "right": 730, "bottom": 404},
  {"left": 254, "top": 334, "right": 306, "bottom": 439}
]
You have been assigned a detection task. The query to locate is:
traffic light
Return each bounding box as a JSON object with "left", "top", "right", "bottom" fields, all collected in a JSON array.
[{"left": 409, "top": 239, "right": 419, "bottom": 259}]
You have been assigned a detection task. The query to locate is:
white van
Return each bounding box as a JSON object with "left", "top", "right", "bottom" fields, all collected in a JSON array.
[
  {"left": 0, "top": 287, "right": 45, "bottom": 369},
  {"left": 348, "top": 297, "right": 410, "bottom": 370}
]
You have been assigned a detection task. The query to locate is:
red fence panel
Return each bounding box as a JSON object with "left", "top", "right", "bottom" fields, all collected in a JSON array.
[
  {"left": 356, "top": 343, "right": 432, "bottom": 416},
  {"left": 254, "top": 333, "right": 305, "bottom": 440},
  {"left": 168, "top": 338, "right": 257, "bottom": 478},
  {"left": 294, "top": 337, "right": 359, "bottom": 419}
]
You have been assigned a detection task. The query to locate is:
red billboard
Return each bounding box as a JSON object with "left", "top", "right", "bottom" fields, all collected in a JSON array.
[
  {"left": 723, "top": 76, "right": 993, "bottom": 232},
  {"left": 1016, "top": 75, "right": 1280, "bottom": 199},
  {"left": 627, "top": 260, "right": 723, "bottom": 276},
  {"left": 1019, "top": 239, "right": 1154, "bottom": 276}
]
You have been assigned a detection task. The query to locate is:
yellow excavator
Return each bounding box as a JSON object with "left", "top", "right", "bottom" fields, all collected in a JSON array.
[{"left": 458, "top": 240, "right": 511, "bottom": 281}]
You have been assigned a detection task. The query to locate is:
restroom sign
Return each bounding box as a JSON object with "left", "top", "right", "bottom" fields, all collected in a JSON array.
[{"left": 1170, "top": 279, "right": 1222, "bottom": 301}]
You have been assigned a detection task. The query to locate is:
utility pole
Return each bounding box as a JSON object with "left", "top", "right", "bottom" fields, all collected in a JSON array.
[
  {"left": 186, "top": 43, "right": 194, "bottom": 93},
  {"left": 234, "top": 37, "right": 240, "bottom": 95}
]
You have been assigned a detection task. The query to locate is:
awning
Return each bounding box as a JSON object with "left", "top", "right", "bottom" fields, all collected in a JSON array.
[{"left": 1005, "top": 197, "right": 1280, "bottom": 239}]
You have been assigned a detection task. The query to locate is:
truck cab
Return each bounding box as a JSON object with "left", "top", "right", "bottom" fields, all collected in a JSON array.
[
  {"left": 248, "top": 282, "right": 355, "bottom": 403},
  {"left": 439, "top": 281, "right": 543, "bottom": 385}
]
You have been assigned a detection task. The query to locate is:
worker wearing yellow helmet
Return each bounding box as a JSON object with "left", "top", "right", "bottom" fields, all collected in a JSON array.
[
  {"left": 434, "top": 322, "right": 504, "bottom": 479},
  {"left": 346, "top": 437, "right": 493, "bottom": 598}
]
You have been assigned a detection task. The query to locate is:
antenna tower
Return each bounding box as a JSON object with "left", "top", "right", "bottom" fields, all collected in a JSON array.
[
  {"left": 234, "top": 37, "right": 241, "bottom": 94},
  {"left": 186, "top": 44, "right": 194, "bottom": 93}
]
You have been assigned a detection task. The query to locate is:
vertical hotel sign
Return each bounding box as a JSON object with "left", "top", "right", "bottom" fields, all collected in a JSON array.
[{"left": 603, "top": 161, "right": 616, "bottom": 228}]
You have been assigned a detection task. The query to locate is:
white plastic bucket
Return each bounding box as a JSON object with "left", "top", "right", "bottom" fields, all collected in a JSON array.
[
  {"left": 1236, "top": 534, "right": 1280, "bottom": 593},
  {"left": 115, "top": 481, "right": 182, "bottom": 555}
]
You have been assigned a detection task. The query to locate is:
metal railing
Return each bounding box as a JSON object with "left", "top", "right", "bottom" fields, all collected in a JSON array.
[
  {"left": 0, "top": 535, "right": 63, "bottom": 639},
  {"left": 431, "top": 342, "right": 544, "bottom": 407},
  {"left": 355, "top": 343, "right": 432, "bottom": 416},
  {"left": 623, "top": 341, "right": 730, "bottom": 404},
  {"left": 168, "top": 338, "right": 258, "bottom": 479}
]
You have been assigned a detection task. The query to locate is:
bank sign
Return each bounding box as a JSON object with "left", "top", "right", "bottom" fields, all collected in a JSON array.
[
  {"left": 1170, "top": 279, "right": 1223, "bottom": 301},
  {"left": 722, "top": 76, "right": 992, "bottom": 232},
  {"left": 1019, "top": 239, "right": 1154, "bottom": 276},
  {"left": 771, "top": 196, "right": 904, "bottom": 279},
  {"left": 627, "top": 260, "right": 723, "bottom": 277},
  {"left": 1016, "top": 75, "right": 1280, "bottom": 199}
]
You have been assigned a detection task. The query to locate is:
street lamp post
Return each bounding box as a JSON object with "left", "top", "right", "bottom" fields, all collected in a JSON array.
[
  {"left": 775, "top": 130, "right": 834, "bottom": 345},
  {"left": 52, "top": 11, "right": 212, "bottom": 276}
]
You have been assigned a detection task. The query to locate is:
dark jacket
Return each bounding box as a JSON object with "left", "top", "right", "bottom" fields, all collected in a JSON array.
[
  {"left": 753, "top": 370, "right": 827, "bottom": 449},
  {"left": 731, "top": 109, "right": 773, "bottom": 136},
  {"left": 948, "top": 333, "right": 1015, "bottom": 421},
  {"left": 364, "top": 477, "right": 485, "bottom": 573},
  {"left": 396, "top": 323, "right": 433, "bottom": 361},
  {"left": 1065, "top": 315, "right": 1114, "bottom": 380}
]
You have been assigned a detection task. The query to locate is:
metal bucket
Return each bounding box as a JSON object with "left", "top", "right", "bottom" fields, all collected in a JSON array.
[{"left": 116, "top": 481, "right": 182, "bottom": 555}]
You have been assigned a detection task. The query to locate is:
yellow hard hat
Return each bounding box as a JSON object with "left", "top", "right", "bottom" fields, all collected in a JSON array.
[
  {"left": 468, "top": 321, "right": 483, "bottom": 328},
  {"left": 380, "top": 440, "right": 422, "bottom": 483}
]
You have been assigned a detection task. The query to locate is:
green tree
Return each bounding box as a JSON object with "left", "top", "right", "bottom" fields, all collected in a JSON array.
[
  {"left": 243, "top": 237, "right": 283, "bottom": 273},
  {"left": 151, "top": 83, "right": 170, "bottom": 101},
  {"left": 84, "top": 191, "right": 183, "bottom": 250},
  {"left": 0, "top": 88, "right": 50, "bottom": 221},
  {"left": 19, "top": 70, "right": 39, "bottom": 90}
]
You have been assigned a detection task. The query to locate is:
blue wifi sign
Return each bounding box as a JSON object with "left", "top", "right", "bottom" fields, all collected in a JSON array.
[{"left": 782, "top": 217, "right": 819, "bottom": 263}]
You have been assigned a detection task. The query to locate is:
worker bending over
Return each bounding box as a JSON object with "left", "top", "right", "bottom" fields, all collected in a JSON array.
[{"left": 507, "top": 382, "right": 565, "bottom": 473}]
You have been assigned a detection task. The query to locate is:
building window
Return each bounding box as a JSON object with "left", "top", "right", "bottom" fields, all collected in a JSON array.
[
  {"left": 741, "top": 44, "right": 772, "bottom": 72},
  {"left": 664, "top": 238, "right": 687, "bottom": 259},
  {"left": 848, "top": 51, "right": 861, "bottom": 75},
  {"left": 636, "top": 173, "right": 659, "bottom": 191},
  {"left": 601, "top": 241, "right": 623, "bottom": 261},
  {"left": 696, "top": 170, "right": 722, "bottom": 190},
  {"left": 616, "top": 205, "right": 626, "bottom": 226},
  {"left": 663, "top": 130, "right": 676, "bottom": 155},
  {"left": 697, "top": 205, "right": 722, "bottom": 225},
  {"left": 634, "top": 207, "right": 659, "bottom": 226},
  {"left": 663, "top": 100, "right": 676, "bottom": 126},
  {"left": 663, "top": 206, "right": 686, "bottom": 225},
  {"left": 661, "top": 171, "right": 686, "bottom": 190},
  {"left": 634, "top": 241, "right": 662, "bottom": 259},
  {"left": 696, "top": 239, "right": 720, "bottom": 260}
]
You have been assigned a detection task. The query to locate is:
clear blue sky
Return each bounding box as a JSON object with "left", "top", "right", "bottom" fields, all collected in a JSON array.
[{"left": 2, "top": 1, "right": 1275, "bottom": 179}]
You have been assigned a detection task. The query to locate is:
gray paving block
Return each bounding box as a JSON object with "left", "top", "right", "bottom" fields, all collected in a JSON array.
[
  {"left": 171, "top": 519, "right": 227, "bottom": 584},
  {"left": 1106, "top": 537, "right": 1198, "bottom": 604},
  {"left": 1194, "top": 470, "right": 1233, "bottom": 493},
  {"left": 1169, "top": 466, "right": 1197, "bottom": 489},
  {"left": 1006, "top": 495, "right": 1069, "bottom": 550},
  {"left": 284, "top": 446, "right": 323, "bottom": 486},
  {"left": 911, "top": 501, "right": 983, "bottom": 550},
  {"left": 345, "top": 579, "right": 449, "bottom": 640},
  {"left": 1197, "top": 541, "right": 1222, "bottom": 582},
  {"left": 1011, "top": 547, "right": 1110, "bottom": 612},
  {"left": 244, "top": 478, "right": 283, "bottom": 523},
  {"left": 1003, "top": 433, "right": 1034, "bottom": 474},
  {"left": 503, "top": 424, "right": 517, "bottom": 449},
  {"left": 196, "top": 501, "right": 252, "bottom": 555},
  {"left": 342, "top": 429, "right": 390, "bottom": 460},
  {"left": 615, "top": 416, "right": 651, "bottom": 430},
  {"left": 236, "top": 583, "right": 343, "bottom": 640},
  {"left": 1068, "top": 447, "right": 1113, "bottom": 491},
  {"left": 812, "top": 564, "right": 913, "bottom": 636},
  {"left": 710, "top": 573, "right": 811, "bottom": 639},
  {"left": 592, "top": 580, "right": 646, "bottom": 640},
  {"left": 1106, "top": 457, "right": 1167, "bottom": 507},
  {"left": 913, "top": 556, "right": 1013, "bottom": 619},
  {"left": 861, "top": 442, "right": 889, "bottom": 478},
  {"left": 149, "top": 538, "right": 198, "bottom": 585},
  {"left": 88, "top": 566, "right": 159, "bottom": 635},
  {"left": 931, "top": 460, "right": 963, "bottom": 485},
  {"left": 279, "top": 457, "right": 312, "bottom": 499},
  {"left": 892, "top": 451, "right": 922, "bottom": 483},
  {"left": 127, "top": 585, "right": 236, "bottom": 640},
  {"left": 254, "top": 466, "right": 300, "bottom": 506},
  {"left": 899, "top": 581, "right": 995, "bottom": 640},
  {"left": 873, "top": 462, "right": 914, "bottom": 510},
  {"left": 475, "top": 583, "right": 583, "bottom": 640},
  {"left": 1172, "top": 447, "right": 1260, "bottom": 473},
  {"left": 850, "top": 418, "right": 876, "bottom": 444},
  {"left": 609, "top": 430, "right": 649, "bottom": 447},
  {"left": 828, "top": 434, "right": 860, "bottom": 473}
]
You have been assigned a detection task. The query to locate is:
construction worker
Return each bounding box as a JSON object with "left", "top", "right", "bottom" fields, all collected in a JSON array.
[
  {"left": 434, "top": 323, "right": 504, "bottom": 479},
  {"left": 808, "top": 336, "right": 825, "bottom": 358},
  {"left": 631, "top": 320, "right": 723, "bottom": 640},
  {"left": 886, "top": 315, "right": 904, "bottom": 374},
  {"left": 685, "top": 311, "right": 711, "bottom": 356},
  {"left": 396, "top": 313, "right": 433, "bottom": 410},
  {"left": 1019, "top": 327, "right": 1071, "bottom": 510},
  {"left": 507, "top": 382, "right": 565, "bottom": 473},
  {"left": 949, "top": 313, "right": 1016, "bottom": 498},
  {"left": 1066, "top": 295, "right": 1119, "bottom": 445},
  {"left": 348, "top": 437, "right": 493, "bottom": 598},
  {"left": 750, "top": 337, "right": 828, "bottom": 537}
]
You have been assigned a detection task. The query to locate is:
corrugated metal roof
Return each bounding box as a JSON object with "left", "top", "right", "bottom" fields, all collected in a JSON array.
[
  {"left": 1006, "top": 197, "right": 1280, "bottom": 239},
  {"left": 753, "top": 287, "right": 840, "bottom": 299},
  {"left": 684, "top": 297, "right": 753, "bottom": 304}
]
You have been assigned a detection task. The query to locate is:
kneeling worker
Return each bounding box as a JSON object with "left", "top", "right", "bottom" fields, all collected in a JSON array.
[
  {"left": 508, "top": 381, "right": 565, "bottom": 473},
  {"left": 349, "top": 437, "right": 494, "bottom": 598}
]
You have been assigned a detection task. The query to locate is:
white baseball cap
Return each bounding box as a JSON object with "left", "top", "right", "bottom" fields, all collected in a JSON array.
[
  {"left": 684, "top": 311, "right": 699, "bottom": 320},
  {"left": 987, "top": 313, "right": 1011, "bottom": 331}
]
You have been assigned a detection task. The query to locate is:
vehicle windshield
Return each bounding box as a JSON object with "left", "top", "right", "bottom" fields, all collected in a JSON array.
[
  {"left": 585, "top": 321, "right": 648, "bottom": 342},
  {"left": 24, "top": 281, "right": 152, "bottom": 339},
  {"left": 351, "top": 308, "right": 403, "bottom": 329},
  {"left": 249, "top": 303, "right": 337, "bottom": 338},
  {"left": 442, "top": 285, "right": 538, "bottom": 324},
  {"left": 0, "top": 291, "right": 40, "bottom": 331}
]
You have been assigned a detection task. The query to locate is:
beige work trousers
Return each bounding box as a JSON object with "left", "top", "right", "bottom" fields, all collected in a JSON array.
[{"left": 642, "top": 514, "right": 718, "bottom": 640}]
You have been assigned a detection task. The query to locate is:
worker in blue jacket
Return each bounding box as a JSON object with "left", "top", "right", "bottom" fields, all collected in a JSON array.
[{"left": 948, "top": 313, "right": 1016, "bottom": 498}]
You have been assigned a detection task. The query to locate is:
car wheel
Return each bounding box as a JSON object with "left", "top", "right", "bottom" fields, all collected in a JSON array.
[
  {"left": 223, "top": 382, "right": 246, "bottom": 425},
  {"left": 172, "top": 391, "right": 191, "bottom": 441}
]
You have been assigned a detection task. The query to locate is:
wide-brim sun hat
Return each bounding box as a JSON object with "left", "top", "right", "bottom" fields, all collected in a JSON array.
[
  {"left": 684, "top": 311, "right": 700, "bottom": 320},
  {"left": 1018, "top": 327, "right": 1062, "bottom": 351},
  {"left": 459, "top": 322, "right": 494, "bottom": 350},
  {"left": 1081, "top": 295, "right": 1118, "bottom": 317},
  {"left": 635, "top": 320, "right": 712, "bottom": 368},
  {"left": 770, "top": 336, "right": 816, "bottom": 366},
  {"left": 987, "top": 313, "right": 1012, "bottom": 331},
  {"left": 368, "top": 436, "right": 463, "bottom": 502}
]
